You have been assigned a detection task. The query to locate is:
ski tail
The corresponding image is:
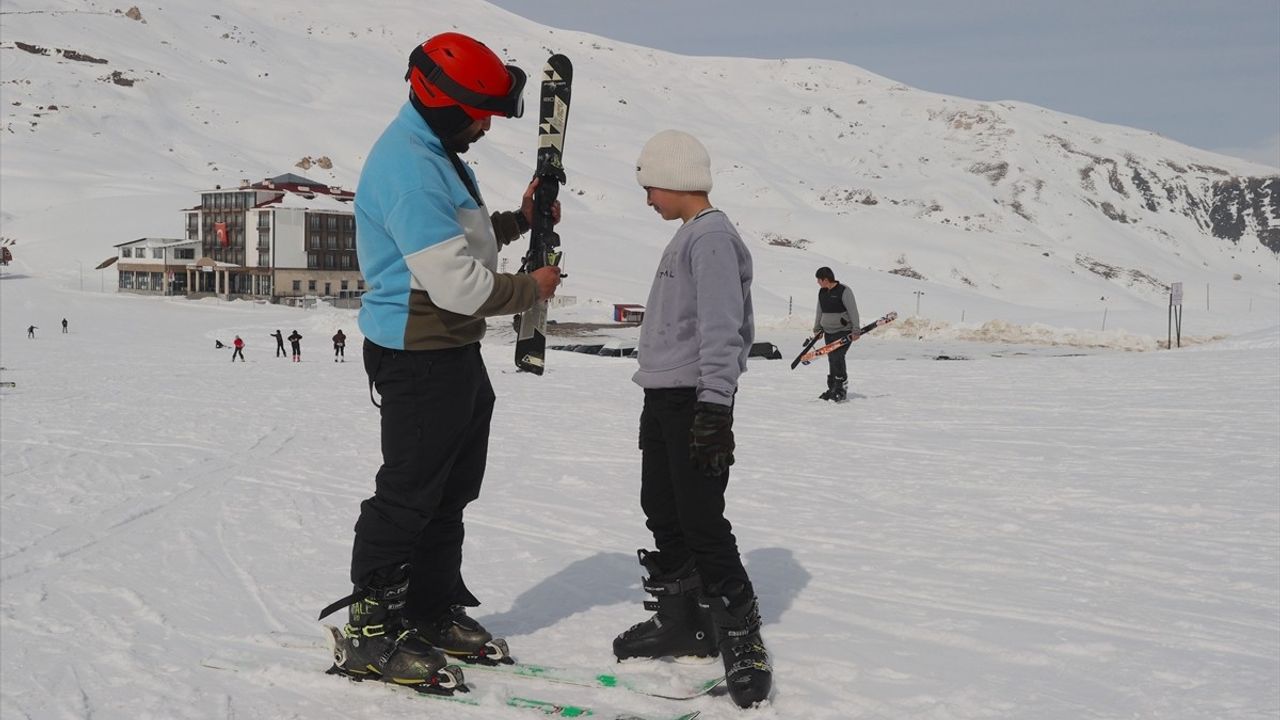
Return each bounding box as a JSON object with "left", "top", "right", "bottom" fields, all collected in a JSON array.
[{"left": 789, "top": 333, "right": 822, "bottom": 369}]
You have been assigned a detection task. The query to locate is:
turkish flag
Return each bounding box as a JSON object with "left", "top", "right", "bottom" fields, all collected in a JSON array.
[{"left": 215, "top": 222, "right": 228, "bottom": 247}]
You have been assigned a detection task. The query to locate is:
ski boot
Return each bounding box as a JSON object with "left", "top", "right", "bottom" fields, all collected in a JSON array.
[
  {"left": 830, "top": 376, "right": 848, "bottom": 403},
  {"left": 417, "top": 604, "right": 514, "bottom": 666},
  {"left": 818, "top": 375, "right": 836, "bottom": 401},
  {"left": 319, "top": 567, "right": 467, "bottom": 695},
  {"left": 701, "top": 579, "right": 772, "bottom": 708},
  {"left": 613, "top": 549, "right": 718, "bottom": 662}
]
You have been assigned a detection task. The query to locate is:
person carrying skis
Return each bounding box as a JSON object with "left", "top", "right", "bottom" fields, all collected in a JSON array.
[
  {"left": 811, "top": 266, "right": 860, "bottom": 402},
  {"left": 317, "top": 32, "right": 561, "bottom": 690},
  {"left": 287, "top": 330, "right": 302, "bottom": 362},
  {"left": 271, "top": 329, "right": 286, "bottom": 358},
  {"left": 332, "top": 329, "right": 346, "bottom": 362},
  {"left": 231, "top": 335, "right": 245, "bottom": 362},
  {"left": 614, "top": 130, "right": 771, "bottom": 709}
]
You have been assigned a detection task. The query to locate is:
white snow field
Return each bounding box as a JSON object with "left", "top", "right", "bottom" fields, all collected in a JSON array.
[
  {"left": 2, "top": 270, "right": 1277, "bottom": 720},
  {"left": 2, "top": 0, "right": 1279, "bottom": 717}
]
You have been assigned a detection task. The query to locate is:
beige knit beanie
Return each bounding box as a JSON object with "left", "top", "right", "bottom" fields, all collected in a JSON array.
[{"left": 635, "top": 129, "right": 713, "bottom": 192}]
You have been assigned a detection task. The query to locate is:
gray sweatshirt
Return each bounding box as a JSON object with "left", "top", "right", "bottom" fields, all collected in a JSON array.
[{"left": 632, "top": 209, "right": 754, "bottom": 406}]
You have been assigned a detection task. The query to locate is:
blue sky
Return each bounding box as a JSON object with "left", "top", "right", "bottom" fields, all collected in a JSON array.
[{"left": 486, "top": 0, "right": 1280, "bottom": 169}]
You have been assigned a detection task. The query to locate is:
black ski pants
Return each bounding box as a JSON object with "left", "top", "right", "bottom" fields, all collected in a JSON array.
[
  {"left": 334, "top": 344, "right": 345, "bottom": 359},
  {"left": 276, "top": 342, "right": 286, "bottom": 357},
  {"left": 639, "top": 387, "right": 748, "bottom": 590},
  {"left": 824, "top": 331, "right": 851, "bottom": 381},
  {"left": 351, "top": 340, "right": 494, "bottom": 622}
]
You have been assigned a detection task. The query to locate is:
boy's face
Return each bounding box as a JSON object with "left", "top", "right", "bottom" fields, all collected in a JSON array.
[
  {"left": 644, "top": 187, "right": 684, "bottom": 221},
  {"left": 817, "top": 277, "right": 835, "bottom": 289}
]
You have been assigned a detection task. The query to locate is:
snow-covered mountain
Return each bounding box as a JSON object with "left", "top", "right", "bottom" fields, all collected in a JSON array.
[{"left": 2, "top": 0, "right": 1278, "bottom": 335}]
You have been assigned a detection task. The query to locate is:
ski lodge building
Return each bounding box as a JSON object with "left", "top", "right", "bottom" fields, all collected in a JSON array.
[{"left": 111, "top": 174, "right": 362, "bottom": 305}]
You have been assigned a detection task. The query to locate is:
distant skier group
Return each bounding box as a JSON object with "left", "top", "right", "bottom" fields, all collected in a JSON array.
[
  {"left": 223, "top": 329, "right": 346, "bottom": 363},
  {"left": 25, "top": 318, "right": 69, "bottom": 339}
]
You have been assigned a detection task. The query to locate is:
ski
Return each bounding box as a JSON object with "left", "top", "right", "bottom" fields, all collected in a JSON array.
[
  {"left": 270, "top": 630, "right": 720, "bottom": 701},
  {"left": 201, "top": 654, "right": 699, "bottom": 720},
  {"left": 789, "top": 333, "right": 822, "bottom": 369},
  {"left": 798, "top": 311, "right": 898, "bottom": 365},
  {"left": 466, "top": 660, "right": 724, "bottom": 701},
  {"left": 515, "top": 53, "right": 573, "bottom": 375}
]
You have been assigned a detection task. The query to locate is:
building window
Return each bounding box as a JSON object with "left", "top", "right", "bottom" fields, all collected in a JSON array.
[
  {"left": 137, "top": 273, "right": 150, "bottom": 290},
  {"left": 341, "top": 279, "right": 349, "bottom": 290},
  {"left": 307, "top": 254, "right": 318, "bottom": 269},
  {"left": 119, "top": 271, "right": 132, "bottom": 289},
  {"left": 324, "top": 255, "right": 335, "bottom": 269},
  {"left": 121, "top": 248, "right": 132, "bottom": 258},
  {"left": 174, "top": 248, "right": 195, "bottom": 260},
  {"left": 292, "top": 280, "right": 301, "bottom": 292},
  {"left": 357, "top": 279, "right": 365, "bottom": 290},
  {"left": 308, "top": 280, "right": 316, "bottom": 292},
  {"left": 326, "top": 234, "right": 337, "bottom": 249},
  {"left": 310, "top": 234, "right": 320, "bottom": 249},
  {"left": 327, "top": 215, "right": 338, "bottom": 230},
  {"left": 340, "top": 255, "right": 351, "bottom": 269},
  {"left": 152, "top": 248, "right": 163, "bottom": 259}
]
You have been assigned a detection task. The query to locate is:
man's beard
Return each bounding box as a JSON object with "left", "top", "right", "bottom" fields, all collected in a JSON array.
[{"left": 443, "top": 127, "right": 486, "bottom": 154}]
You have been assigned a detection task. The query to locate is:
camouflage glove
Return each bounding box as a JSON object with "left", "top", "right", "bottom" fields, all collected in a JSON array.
[{"left": 689, "top": 401, "right": 735, "bottom": 476}]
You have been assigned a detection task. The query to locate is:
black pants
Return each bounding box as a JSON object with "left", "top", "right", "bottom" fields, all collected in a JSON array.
[
  {"left": 276, "top": 343, "right": 286, "bottom": 357},
  {"left": 231, "top": 347, "right": 244, "bottom": 361},
  {"left": 639, "top": 387, "right": 748, "bottom": 589},
  {"left": 351, "top": 340, "right": 495, "bottom": 622},
  {"left": 335, "top": 344, "right": 345, "bottom": 358},
  {"left": 824, "top": 331, "right": 851, "bottom": 381},
  {"left": 290, "top": 342, "right": 301, "bottom": 358}
]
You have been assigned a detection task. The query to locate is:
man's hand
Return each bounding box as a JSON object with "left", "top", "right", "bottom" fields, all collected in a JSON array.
[
  {"left": 689, "top": 401, "right": 735, "bottom": 476},
  {"left": 521, "top": 177, "right": 562, "bottom": 229},
  {"left": 530, "top": 265, "right": 561, "bottom": 301}
]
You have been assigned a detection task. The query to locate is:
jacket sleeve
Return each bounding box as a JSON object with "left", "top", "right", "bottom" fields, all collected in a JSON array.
[
  {"left": 813, "top": 296, "right": 823, "bottom": 334},
  {"left": 690, "top": 233, "right": 747, "bottom": 406},
  {"left": 842, "top": 286, "right": 861, "bottom": 331},
  {"left": 490, "top": 210, "right": 528, "bottom": 248}
]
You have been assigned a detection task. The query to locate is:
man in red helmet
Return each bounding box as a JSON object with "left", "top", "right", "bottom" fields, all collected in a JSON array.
[{"left": 320, "top": 32, "right": 562, "bottom": 690}]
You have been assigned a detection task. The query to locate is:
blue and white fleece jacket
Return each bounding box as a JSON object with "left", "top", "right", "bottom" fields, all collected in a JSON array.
[{"left": 356, "top": 102, "right": 536, "bottom": 351}]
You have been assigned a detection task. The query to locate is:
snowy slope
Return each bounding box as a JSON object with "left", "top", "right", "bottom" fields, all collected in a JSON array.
[
  {"left": 2, "top": 2, "right": 1279, "bottom": 718},
  {"left": 2, "top": 243, "right": 1278, "bottom": 720},
  {"left": 1, "top": 0, "right": 1278, "bottom": 341}
]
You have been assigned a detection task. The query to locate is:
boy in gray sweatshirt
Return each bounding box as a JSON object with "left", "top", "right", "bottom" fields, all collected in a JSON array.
[{"left": 612, "top": 130, "right": 771, "bottom": 709}]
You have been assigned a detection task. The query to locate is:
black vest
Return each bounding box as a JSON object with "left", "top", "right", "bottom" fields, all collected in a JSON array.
[{"left": 818, "top": 284, "right": 847, "bottom": 314}]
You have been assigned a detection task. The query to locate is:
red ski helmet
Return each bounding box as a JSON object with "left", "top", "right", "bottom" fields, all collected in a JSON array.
[{"left": 406, "top": 33, "right": 526, "bottom": 121}]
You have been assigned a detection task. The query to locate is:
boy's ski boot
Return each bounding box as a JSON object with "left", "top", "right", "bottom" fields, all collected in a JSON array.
[
  {"left": 830, "top": 375, "right": 848, "bottom": 402},
  {"left": 319, "top": 566, "right": 467, "bottom": 695},
  {"left": 818, "top": 375, "right": 836, "bottom": 401},
  {"left": 613, "top": 549, "right": 718, "bottom": 662},
  {"left": 702, "top": 579, "right": 772, "bottom": 708},
  {"left": 417, "top": 604, "right": 514, "bottom": 665}
]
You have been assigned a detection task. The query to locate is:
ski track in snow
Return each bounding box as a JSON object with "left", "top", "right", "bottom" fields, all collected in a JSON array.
[{"left": 2, "top": 276, "right": 1278, "bottom": 720}]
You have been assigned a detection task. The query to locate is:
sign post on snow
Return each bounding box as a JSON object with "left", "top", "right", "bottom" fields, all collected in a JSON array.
[{"left": 1168, "top": 282, "right": 1184, "bottom": 349}]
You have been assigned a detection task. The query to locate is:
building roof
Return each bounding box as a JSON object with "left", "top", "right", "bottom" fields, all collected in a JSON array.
[
  {"left": 113, "top": 237, "right": 192, "bottom": 248},
  {"left": 271, "top": 190, "right": 354, "bottom": 212}
]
